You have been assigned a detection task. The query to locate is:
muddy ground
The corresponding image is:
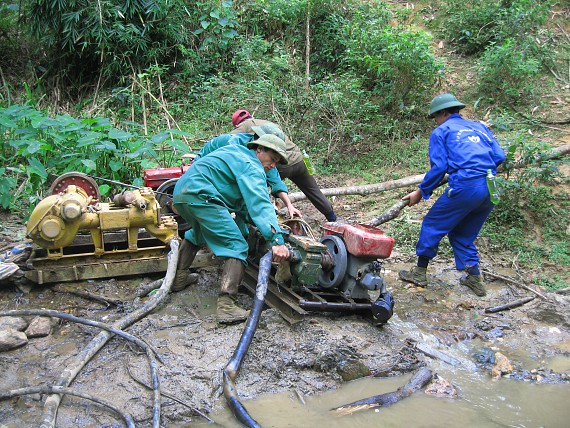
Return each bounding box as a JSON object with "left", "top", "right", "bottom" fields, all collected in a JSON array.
[{"left": 0, "top": 190, "right": 569, "bottom": 427}]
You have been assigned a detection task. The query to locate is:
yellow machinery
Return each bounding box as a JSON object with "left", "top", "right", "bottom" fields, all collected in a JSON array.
[{"left": 24, "top": 173, "right": 183, "bottom": 284}]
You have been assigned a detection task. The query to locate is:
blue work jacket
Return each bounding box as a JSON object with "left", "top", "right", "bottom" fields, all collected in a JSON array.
[{"left": 420, "top": 114, "right": 507, "bottom": 199}]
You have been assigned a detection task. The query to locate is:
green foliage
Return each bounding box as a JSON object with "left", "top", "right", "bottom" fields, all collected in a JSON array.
[
  {"left": 0, "top": 104, "right": 191, "bottom": 211},
  {"left": 341, "top": 11, "right": 442, "bottom": 110},
  {"left": 483, "top": 136, "right": 569, "bottom": 266},
  {"left": 433, "top": 0, "right": 555, "bottom": 104},
  {"left": 193, "top": 1, "right": 238, "bottom": 52},
  {"left": 534, "top": 275, "right": 568, "bottom": 291},
  {"left": 24, "top": 0, "right": 194, "bottom": 88},
  {"left": 434, "top": 0, "right": 552, "bottom": 55}
]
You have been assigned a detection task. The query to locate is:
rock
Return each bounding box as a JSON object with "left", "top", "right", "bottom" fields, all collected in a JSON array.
[
  {"left": 0, "top": 316, "right": 28, "bottom": 332},
  {"left": 528, "top": 295, "right": 570, "bottom": 328},
  {"left": 337, "top": 358, "right": 371, "bottom": 381},
  {"left": 0, "top": 327, "right": 28, "bottom": 351},
  {"left": 25, "top": 316, "right": 53, "bottom": 338},
  {"left": 491, "top": 352, "right": 513, "bottom": 378},
  {"left": 425, "top": 374, "right": 458, "bottom": 398}
]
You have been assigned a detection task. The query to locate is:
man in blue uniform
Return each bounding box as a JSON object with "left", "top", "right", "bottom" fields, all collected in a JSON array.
[
  {"left": 196, "top": 122, "right": 302, "bottom": 219},
  {"left": 172, "top": 134, "right": 290, "bottom": 323},
  {"left": 399, "top": 93, "right": 506, "bottom": 297}
]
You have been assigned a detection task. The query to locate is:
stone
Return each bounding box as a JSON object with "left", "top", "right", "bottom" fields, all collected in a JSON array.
[
  {"left": 0, "top": 316, "right": 28, "bottom": 332},
  {"left": 0, "top": 327, "right": 28, "bottom": 352},
  {"left": 491, "top": 352, "right": 513, "bottom": 378},
  {"left": 25, "top": 316, "right": 53, "bottom": 338}
]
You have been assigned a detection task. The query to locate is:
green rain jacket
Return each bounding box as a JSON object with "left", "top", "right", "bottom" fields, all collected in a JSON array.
[
  {"left": 173, "top": 144, "right": 285, "bottom": 260},
  {"left": 196, "top": 133, "right": 288, "bottom": 196}
]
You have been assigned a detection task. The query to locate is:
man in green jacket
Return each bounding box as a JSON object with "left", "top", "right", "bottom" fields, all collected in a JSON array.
[
  {"left": 231, "top": 110, "right": 338, "bottom": 222},
  {"left": 196, "top": 122, "right": 302, "bottom": 219},
  {"left": 172, "top": 134, "right": 290, "bottom": 323}
]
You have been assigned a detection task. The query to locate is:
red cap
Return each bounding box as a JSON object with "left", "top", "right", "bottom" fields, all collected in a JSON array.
[{"left": 231, "top": 109, "right": 252, "bottom": 127}]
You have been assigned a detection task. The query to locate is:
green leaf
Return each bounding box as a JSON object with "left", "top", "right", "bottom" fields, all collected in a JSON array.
[
  {"left": 223, "top": 29, "right": 238, "bottom": 38},
  {"left": 0, "top": 116, "right": 17, "bottom": 129},
  {"left": 151, "top": 132, "right": 170, "bottom": 144},
  {"left": 77, "top": 131, "right": 104, "bottom": 147},
  {"left": 23, "top": 140, "right": 42, "bottom": 155},
  {"left": 27, "top": 158, "right": 48, "bottom": 180},
  {"left": 81, "top": 159, "right": 97, "bottom": 170},
  {"left": 166, "top": 138, "right": 191, "bottom": 153},
  {"left": 140, "top": 159, "right": 156, "bottom": 169},
  {"left": 96, "top": 140, "right": 117, "bottom": 151},
  {"left": 109, "top": 159, "right": 124, "bottom": 172},
  {"left": 200, "top": 20, "right": 210, "bottom": 29},
  {"left": 108, "top": 128, "right": 133, "bottom": 141},
  {"left": 99, "top": 184, "right": 111, "bottom": 196}
]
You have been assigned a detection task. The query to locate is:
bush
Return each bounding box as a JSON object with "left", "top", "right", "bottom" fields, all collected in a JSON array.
[
  {"left": 0, "top": 104, "right": 192, "bottom": 212},
  {"left": 434, "top": 0, "right": 552, "bottom": 55},
  {"left": 476, "top": 38, "right": 542, "bottom": 102},
  {"left": 341, "top": 12, "right": 442, "bottom": 111}
]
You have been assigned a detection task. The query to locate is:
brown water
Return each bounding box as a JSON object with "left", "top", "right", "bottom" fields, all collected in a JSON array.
[
  {"left": 197, "top": 314, "right": 570, "bottom": 428},
  {"left": 201, "top": 359, "right": 569, "bottom": 428},
  {"left": 201, "top": 371, "right": 570, "bottom": 428}
]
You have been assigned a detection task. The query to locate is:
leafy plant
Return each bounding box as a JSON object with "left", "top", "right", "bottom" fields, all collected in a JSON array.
[
  {"left": 483, "top": 136, "right": 569, "bottom": 267},
  {"left": 0, "top": 104, "right": 192, "bottom": 211},
  {"left": 341, "top": 12, "right": 442, "bottom": 110}
]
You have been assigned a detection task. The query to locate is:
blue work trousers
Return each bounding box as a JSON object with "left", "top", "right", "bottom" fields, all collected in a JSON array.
[
  {"left": 416, "top": 179, "right": 494, "bottom": 270},
  {"left": 173, "top": 196, "right": 249, "bottom": 264}
]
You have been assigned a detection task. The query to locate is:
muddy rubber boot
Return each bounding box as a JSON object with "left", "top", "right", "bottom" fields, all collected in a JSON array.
[
  {"left": 217, "top": 258, "right": 248, "bottom": 323},
  {"left": 460, "top": 274, "right": 487, "bottom": 297},
  {"left": 172, "top": 239, "right": 200, "bottom": 292},
  {"left": 398, "top": 266, "right": 428, "bottom": 287},
  {"left": 216, "top": 294, "right": 249, "bottom": 324}
]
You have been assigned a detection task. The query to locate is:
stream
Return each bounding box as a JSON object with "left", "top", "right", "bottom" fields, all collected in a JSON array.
[{"left": 198, "top": 314, "right": 570, "bottom": 428}]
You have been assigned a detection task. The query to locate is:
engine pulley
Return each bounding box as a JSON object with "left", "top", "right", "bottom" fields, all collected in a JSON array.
[{"left": 318, "top": 235, "right": 348, "bottom": 289}]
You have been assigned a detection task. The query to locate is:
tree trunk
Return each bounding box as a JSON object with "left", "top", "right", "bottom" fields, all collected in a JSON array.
[{"left": 288, "top": 144, "right": 570, "bottom": 203}]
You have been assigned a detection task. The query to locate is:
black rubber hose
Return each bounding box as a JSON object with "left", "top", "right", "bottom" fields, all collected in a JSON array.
[{"left": 223, "top": 250, "right": 273, "bottom": 428}]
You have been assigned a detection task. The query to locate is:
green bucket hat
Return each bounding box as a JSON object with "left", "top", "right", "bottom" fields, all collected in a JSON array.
[
  {"left": 428, "top": 93, "right": 466, "bottom": 118},
  {"left": 247, "top": 134, "right": 289, "bottom": 165},
  {"left": 251, "top": 122, "right": 286, "bottom": 142}
]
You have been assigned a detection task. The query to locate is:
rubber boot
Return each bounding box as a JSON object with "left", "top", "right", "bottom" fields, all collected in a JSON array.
[
  {"left": 217, "top": 258, "right": 249, "bottom": 323},
  {"left": 460, "top": 274, "right": 487, "bottom": 297},
  {"left": 172, "top": 239, "right": 200, "bottom": 292},
  {"left": 398, "top": 266, "right": 428, "bottom": 287}
]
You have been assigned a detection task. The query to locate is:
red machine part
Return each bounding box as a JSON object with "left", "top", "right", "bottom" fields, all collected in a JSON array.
[
  {"left": 322, "top": 223, "right": 394, "bottom": 259},
  {"left": 143, "top": 165, "right": 190, "bottom": 189},
  {"left": 49, "top": 172, "right": 100, "bottom": 204}
]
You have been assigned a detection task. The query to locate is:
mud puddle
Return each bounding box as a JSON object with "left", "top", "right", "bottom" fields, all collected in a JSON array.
[{"left": 201, "top": 370, "right": 570, "bottom": 428}]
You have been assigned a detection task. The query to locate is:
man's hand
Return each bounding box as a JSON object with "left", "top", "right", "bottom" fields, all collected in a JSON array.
[
  {"left": 288, "top": 206, "right": 303, "bottom": 219},
  {"left": 272, "top": 244, "right": 290, "bottom": 262},
  {"left": 402, "top": 188, "right": 422, "bottom": 207}
]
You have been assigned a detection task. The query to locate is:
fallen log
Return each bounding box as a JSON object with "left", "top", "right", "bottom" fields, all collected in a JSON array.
[
  {"left": 287, "top": 174, "right": 426, "bottom": 203},
  {"left": 367, "top": 200, "right": 410, "bottom": 226},
  {"left": 332, "top": 367, "right": 432, "bottom": 415},
  {"left": 287, "top": 144, "right": 570, "bottom": 204},
  {"left": 484, "top": 296, "right": 536, "bottom": 313}
]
